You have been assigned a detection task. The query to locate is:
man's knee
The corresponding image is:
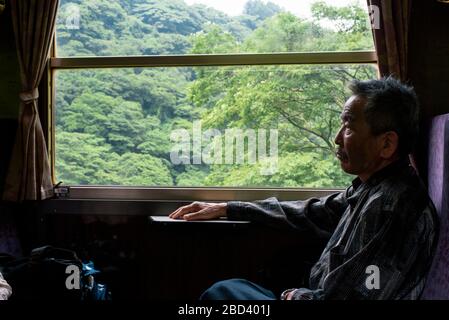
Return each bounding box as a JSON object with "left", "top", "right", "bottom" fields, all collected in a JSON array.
[{"left": 200, "top": 278, "right": 245, "bottom": 300}]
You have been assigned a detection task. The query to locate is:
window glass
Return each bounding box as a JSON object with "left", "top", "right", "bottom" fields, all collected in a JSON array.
[
  {"left": 56, "top": 0, "right": 374, "bottom": 56},
  {"left": 55, "top": 64, "right": 377, "bottom": 187}
]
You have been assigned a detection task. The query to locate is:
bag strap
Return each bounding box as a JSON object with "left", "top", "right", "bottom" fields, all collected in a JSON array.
[{"left": 30, "top": 246, "right": 81, "bottom": 263}]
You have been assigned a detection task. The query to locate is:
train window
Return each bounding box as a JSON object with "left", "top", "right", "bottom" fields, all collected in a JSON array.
[
  {"left": 51, "top": 0, "right": 377, "bottom": 193},
  {"left": 55, "top": 0, "right": 375, "bottom": 56}
]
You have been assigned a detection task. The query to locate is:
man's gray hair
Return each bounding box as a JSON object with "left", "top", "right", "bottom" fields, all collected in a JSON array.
[{"left": 348, "top": 76, "right": 420, "bottom": 157}]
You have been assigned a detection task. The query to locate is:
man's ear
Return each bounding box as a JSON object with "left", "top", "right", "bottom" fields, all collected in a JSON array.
[{"left": 379, "top": 131, "right": 399, "bottom": 159}]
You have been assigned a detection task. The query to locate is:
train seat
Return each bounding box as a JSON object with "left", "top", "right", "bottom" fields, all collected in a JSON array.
[{"left": 422, "top": 113, "right": 449, "bottom": 299}]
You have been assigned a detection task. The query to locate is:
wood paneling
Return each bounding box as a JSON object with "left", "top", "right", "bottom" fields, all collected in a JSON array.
[{"left": 34, "top": 212, "right": 325, "bottom": 300}]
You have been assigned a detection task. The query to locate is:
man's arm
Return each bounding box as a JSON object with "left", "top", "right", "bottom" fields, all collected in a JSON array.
[
  {"left": 169, "top": 191, "right": 349, "bottom": 239},
  {"left": 227, "top": 193, "right": 348, "bottom": 238}
]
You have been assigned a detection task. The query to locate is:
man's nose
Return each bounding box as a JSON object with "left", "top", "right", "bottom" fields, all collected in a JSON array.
[{"left": 334, "top": 127, "right": 343, "bottom": 146}]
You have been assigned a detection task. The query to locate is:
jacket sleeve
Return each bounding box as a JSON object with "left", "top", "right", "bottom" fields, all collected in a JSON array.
[
  {"left": 0, "top": 272, "right": 12, "bottom": 300},
  {"left": 227, "top": 190, "right": 349, "bottom": 239}
]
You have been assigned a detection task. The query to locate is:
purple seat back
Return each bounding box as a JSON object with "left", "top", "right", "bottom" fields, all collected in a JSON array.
[
  {"left": 422, "top": 114, "right": 449, "bottom": 299},
  {"left": 0, "top": 207, "right": 22, "bottom": 258}
]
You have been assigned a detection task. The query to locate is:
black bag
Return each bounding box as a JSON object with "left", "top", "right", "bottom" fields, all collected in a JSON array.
[{"left": 0, "top": 245, "right": 109, "bottom": 300}]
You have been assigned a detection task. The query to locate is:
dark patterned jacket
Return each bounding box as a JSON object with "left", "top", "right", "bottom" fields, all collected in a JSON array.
[{"left": 227, "top": 157, "right": 439, "bottom": 300}]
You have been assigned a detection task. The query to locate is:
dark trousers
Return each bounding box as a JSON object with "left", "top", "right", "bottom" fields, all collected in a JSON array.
[{"left": 200, "top": 278, "right": 277, "bottom": 300}]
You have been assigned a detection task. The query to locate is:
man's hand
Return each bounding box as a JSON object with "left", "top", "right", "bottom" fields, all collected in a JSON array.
[
  {"left": 281, "top": 289, "right": 297, "bottom": 300},
  {"left": 285, "top": 289, "right": 297, "bottom": 300},
  {"left": 168, "top": 201, "right": 227, "bottom": 221}
]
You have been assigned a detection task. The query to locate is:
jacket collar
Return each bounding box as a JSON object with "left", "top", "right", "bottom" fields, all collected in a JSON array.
[
  {"left": 347, "top": 157, "right": 411, "bottom": 208},
  {"left": 351, "top": 156, "right": 411, "bottom": 189}
]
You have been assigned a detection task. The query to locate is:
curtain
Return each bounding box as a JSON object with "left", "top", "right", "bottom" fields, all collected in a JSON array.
[
  {"left": 3, "top": 0, "right": 59, "bottom": 201},
  {"left": 367, "top": 0, "right": 419, "bottom": 170},
  {"left": 367, "top": 0, "right": 412, "bottom": 81}
]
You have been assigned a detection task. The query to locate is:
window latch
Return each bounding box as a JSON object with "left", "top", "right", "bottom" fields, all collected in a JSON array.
[{"left": 54, "top": 182, "right": 70, "bottom": 199}]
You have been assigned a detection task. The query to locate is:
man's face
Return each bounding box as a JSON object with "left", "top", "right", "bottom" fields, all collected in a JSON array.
[{"left": 334, "top": 95, "right": 385, "bottom": 181}]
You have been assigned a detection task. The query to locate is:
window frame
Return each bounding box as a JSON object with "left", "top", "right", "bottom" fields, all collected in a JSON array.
[{"left": 48, "top": 28, "right": 377, "bottom": 201}]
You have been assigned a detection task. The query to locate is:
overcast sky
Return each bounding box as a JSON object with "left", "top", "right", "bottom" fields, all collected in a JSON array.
[{"left": 185, "top": 0, "right": 367, "bottom": 19}]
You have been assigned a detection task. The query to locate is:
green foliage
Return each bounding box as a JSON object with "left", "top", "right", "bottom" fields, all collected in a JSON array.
[
  {"left": 58, "top": 92, "right": 148, "bottom": 154},
  {"left": 244, "top": 0, "right": 283, "bottom": 20},
  {"left": 242, "top": 13, "right": 323, "bottom": 52},
  {"left": 204, "top": 152, "right": 351, "bottom": 188},
  {"left": 55, "top": 0, "right": 376, "bottom": 188},
  {"left": 55, "top": 131, "right": 120, "bottom": 185},
  {"left": 189, "top": 24, "right": 238, "bottom": 54},
  {"left": 311, "top": 1, "right": 370, "bottom": 34},
  {"left": 175, "top": 166, "right": 210, "bottom": 186},
  {"left": 311, "top": 1, "right": 373, "bottom": 51},
  {"left": 110, "top": 153, "right": 173, "bottom": 185}
]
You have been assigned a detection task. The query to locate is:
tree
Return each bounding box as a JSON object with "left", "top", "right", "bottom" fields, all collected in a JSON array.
[
  {"left": 55, "top": 131, "right": 120, "bottom": 185},
  {"left": 110, "top": 153, "right": 173, "bottom": 186},
  {"left": 58, "top": 92, "right": 147, "bottom": 154},
  {"left": 244, "top": 0, "right": 283, "bottom": 21},
  {"left": 186, "top": 8, "right": 375, "bottom": 187}
]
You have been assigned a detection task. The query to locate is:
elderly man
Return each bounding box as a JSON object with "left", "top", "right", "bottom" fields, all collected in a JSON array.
[{"left": 169, "top": 77, "right": 439, "bottom": 300}]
